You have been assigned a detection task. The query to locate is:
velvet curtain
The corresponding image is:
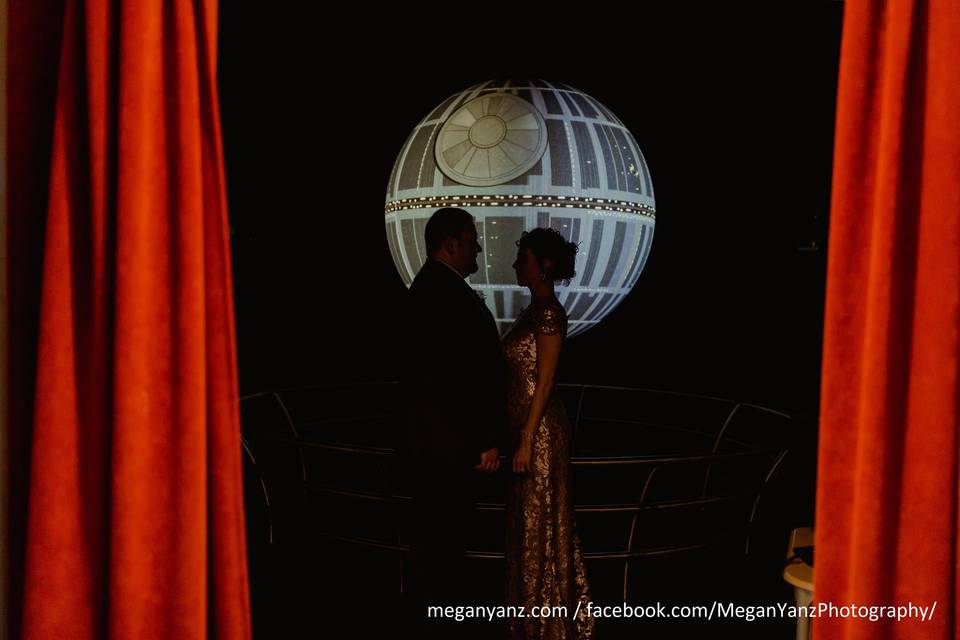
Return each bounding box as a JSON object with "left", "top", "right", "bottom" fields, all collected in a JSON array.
[
  {"left": 7, "top": 0, "right": 251, "bottom": 637},
  {"left": 814, "top": 1, "right": 960, "bottom": 638}
]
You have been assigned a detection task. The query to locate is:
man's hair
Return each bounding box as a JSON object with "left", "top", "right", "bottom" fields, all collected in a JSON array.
[{"left": 424, "top": 208, "right": 474, "bottom": 256}]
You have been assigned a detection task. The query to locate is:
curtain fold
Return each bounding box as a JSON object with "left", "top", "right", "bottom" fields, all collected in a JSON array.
[
  {"left": 814, "top": 1, "right": 960, "bottom": 638},
  {"left": 9, "top": 0, "right": 251, "bottom": 637}
]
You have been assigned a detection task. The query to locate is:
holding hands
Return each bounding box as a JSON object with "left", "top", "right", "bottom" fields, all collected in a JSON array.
[{"left": 472, "top": 437, "right": 535, "bottom": 474}]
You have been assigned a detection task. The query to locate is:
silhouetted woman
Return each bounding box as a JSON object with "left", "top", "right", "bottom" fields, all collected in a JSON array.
[{"left": 502, "top": 228, "right": 593, "bottom": 639}]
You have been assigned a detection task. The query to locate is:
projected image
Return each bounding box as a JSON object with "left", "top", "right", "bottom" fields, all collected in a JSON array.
[{"left": 384, "top": 79, "right": 656, "bottom": 337}]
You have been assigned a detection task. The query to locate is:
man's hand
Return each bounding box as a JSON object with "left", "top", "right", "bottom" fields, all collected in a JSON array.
[{"left": 475, "top": 447, "right": 500, "bottom": 473}]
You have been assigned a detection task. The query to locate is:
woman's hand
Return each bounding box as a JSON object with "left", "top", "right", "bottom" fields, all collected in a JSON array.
[{"left": 512, "top": 439, "right": 532, "bottom": 473}]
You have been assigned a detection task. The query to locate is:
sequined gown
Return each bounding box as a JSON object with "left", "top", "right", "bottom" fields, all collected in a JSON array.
[{"left": 503, "top": 301, "right": 594, "bottom": 640}]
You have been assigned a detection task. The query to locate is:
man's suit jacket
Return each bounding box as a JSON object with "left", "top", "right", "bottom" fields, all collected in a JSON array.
[{"left": 402, "top": 258, "right": 508, "bottom": 465}]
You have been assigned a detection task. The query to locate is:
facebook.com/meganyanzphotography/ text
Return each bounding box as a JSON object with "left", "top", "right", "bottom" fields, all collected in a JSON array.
[{"left": 427, "top": 600, "right": 937, "bottom": 623}]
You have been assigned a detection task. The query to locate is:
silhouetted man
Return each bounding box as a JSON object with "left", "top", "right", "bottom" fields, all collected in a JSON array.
[{"left": 401, "top": 207, "right": 508, "bottom": 634}]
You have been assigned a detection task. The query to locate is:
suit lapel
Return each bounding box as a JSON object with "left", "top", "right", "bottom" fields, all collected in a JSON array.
[{"left": 424, "top": 259, "right": 500, "bottom": 339}]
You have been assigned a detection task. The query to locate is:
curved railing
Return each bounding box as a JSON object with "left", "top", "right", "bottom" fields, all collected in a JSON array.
[{"left": 240, "top": 382, "right": 794, "bottom": 600}]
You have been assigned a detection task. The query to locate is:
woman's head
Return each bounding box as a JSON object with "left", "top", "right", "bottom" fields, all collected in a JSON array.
[{"left": 512, "top": 228, "right": 579, "bottom": 287}]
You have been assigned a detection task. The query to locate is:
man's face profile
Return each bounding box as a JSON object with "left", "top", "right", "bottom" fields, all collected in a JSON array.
[
  {"left": 459, "top": 224, "right": 481, "bottom": 277},
  {"left": 436, "top": 218, "right": 481, "bottom": 278}
]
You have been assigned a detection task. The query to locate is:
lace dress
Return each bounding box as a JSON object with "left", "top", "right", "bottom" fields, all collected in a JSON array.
[{"left": 502, "top": 301, "right": 594, "bottom": 639}]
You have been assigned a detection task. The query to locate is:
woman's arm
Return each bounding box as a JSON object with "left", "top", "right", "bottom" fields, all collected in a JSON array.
[
  {"left": 512, "top": 307, "right": 565, "bottom": 474},
  {"left": 521, "top": 331, "right": 563, "bottom": 439},
  {"left": 512, "top": 331, "right": 562, "bottom": 473}
]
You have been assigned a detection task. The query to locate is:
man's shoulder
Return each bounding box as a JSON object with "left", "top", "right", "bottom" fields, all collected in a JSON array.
[
  {"left": 409, "top": 265, "right": 437, "bottom": 297},
  {"left": 411, "top": 258, "right": 439, "bottom": 283},
  {"left": 411, "top": 260, "right": 460, "bottom": 295}
]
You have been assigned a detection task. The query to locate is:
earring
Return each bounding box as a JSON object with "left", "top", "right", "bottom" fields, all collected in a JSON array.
[{"left": 540, "top": 273, "right": 548, "bottom": 282}]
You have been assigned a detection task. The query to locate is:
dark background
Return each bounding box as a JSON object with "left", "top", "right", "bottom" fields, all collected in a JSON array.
[
  {"left": 219, "top": 5, "right": 843, "bottom": 421},
  {"left": 218, "top": 6, "right": 844, "bottom": 637}
]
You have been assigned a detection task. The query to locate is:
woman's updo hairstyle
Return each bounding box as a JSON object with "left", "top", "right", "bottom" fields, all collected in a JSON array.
[{"left": 516, "top": 227, "right": 579, "bottom": 286}]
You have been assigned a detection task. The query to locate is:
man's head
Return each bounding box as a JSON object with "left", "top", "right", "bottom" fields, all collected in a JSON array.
[{"left": 424, "top": 207, "right": 480, "bottom": 278}]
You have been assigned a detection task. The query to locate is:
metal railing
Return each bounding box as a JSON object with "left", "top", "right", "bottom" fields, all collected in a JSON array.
[{"left": 240, "top": 382, "right": 793, "bottom": 600}]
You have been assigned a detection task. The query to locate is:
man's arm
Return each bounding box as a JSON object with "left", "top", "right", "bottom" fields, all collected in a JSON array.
[{"left": 468, "top": 319, "right": 508, "bottom": 470}]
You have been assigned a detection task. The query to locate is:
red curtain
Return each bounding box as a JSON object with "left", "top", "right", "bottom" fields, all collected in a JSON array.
[
  {"left": 814, "top": 1, "right": 960, "bottom": 638},
  {"left": 7, "top": 0, "right": 251, "bottom": 637}
]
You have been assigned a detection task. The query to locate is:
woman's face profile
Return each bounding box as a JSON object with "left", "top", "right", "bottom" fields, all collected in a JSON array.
[{"left": 512, "top": 244, "right": 541, "bottom": 287}]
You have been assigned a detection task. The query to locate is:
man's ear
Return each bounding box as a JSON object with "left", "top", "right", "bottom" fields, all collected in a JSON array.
[
  {"left": 542, "top": 257, "right": 554, "bottom": 276},
  {"left": 442, "top": 235, "right": 458, "bottom": 254}
]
